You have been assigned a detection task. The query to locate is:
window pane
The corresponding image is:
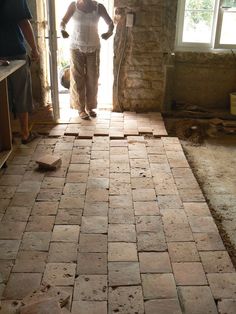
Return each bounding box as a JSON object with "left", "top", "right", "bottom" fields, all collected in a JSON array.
[
  {"left": 222, "top": 0, "right": 236, "bottom": 8},
  {"left": 220, "top": 11, "right": 236, "bottom": 44},
  {"left": 186, "top": 0, "right": 215, "bottom": 10},
  {"left": 183, "top": 10, "right": 214, "bottom": 43}
]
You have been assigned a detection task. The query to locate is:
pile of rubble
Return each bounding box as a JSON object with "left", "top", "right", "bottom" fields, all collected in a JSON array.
[
  {"left": 165, "top": 117, "right": 236, "bottom": 145},
  {"left": 167, "top": 119, "right": 207, "bottom": 144},
  {"left": 208, "top": 118, "right": 236, "bottom": 135}
]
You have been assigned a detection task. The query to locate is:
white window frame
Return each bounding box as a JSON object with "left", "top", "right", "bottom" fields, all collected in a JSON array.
[
  {"left": 176, "top": 0, "right": 236, "bottom": 51},
  {"left": 215, "top": 4, "right": 236, "bottom": 48}
]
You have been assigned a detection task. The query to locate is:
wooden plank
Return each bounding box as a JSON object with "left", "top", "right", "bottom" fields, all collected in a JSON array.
[
  {"left": 0, "top": 60, "right": 26, "bottom": 168},
  {"left": 0, "top": 79, "right": 12, "bottom": 151},
  {"left": 0, "top": 60, "right": 25, "bottom": 82},
  {"left": 0, "top": 150, "right": 12, "bottom": 168}
]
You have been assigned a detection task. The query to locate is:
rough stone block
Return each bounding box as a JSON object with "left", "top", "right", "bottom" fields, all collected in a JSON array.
[
  {"left": 108, "top": 224, "right": 136, "bottom": 242},
  {"left": 22, "top": 283, "right": 70, "bottom": 308},
  {"left": 207, "top": 273, "right": 236, "bottom": 299},
  {"left": 172, "top": 262, "right": 207, "bottom": 286},
  {"left": 178, "top": 286, "right": 218, "bottom": 314},
  {"left": 77, "top": 253, "right": 107, "bottom": 275},
  {"left": 145, "top": 299, "right": 182, "bottom": 314},
  {"left": 36, "top": 155, "right": 61, "bottom": 170},
  {"left": 108, "top": 262, "right": 141, "bottom": 286},
  {"left": 13, "top": 251, "right": 47, "bottom": 273},
  {"left": 108, "top": 242, "right": 138, "bottom": 262},
  {"left": 73, "top": 275, "right": 107, "bottom": 301},
  {"left": 43, "top": 263, "right": 76, "bottom": 286},
  {"left": 71, "top": 301, "right": 107, "bottom": 314},
  {"left": 218, "top": 299, "right": 236, "bottom": 314},
  {"left": 3, "top": 273, "right": 42, "bottom": 300},
  {"left": 20, "top": 298, "right": 62, "bottom": 314},
  {"left": 108, "top": 286, "right": 144, "bottom": 314},
  {"left": 139, "top": 252, "right": 171, "bottom": 273},
  {"left": 141, "top": 274, "right": 177, "bottom": 300},
  {"left": 79, "top": 234, "right": 107, "bottom": 253},
  {"left": 168, "top": 242, "right": 200, "bottom": 262}
]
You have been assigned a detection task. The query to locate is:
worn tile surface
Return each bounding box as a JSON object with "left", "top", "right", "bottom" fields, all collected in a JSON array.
[{"left": 0, "top": 112, "right": 235, "bottom": 313}]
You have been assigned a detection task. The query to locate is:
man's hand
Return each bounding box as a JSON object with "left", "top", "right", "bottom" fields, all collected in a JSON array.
[
  {"left": 61, "top": 29, "right": 69, "bottom": 38},
  {"left": 101, "top": 31, "right": 112, "bottom": 40},
  {"left": 31, "top": 48, "right": 40, "bottom": 61}
]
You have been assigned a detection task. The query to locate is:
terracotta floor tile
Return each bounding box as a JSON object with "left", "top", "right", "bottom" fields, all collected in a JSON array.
[{"left": 0, "top": 112, "right": 233, "bottom": 311}]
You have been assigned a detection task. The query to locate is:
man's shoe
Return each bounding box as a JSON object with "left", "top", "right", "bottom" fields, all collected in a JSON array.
[{"left": 21, "top": 131, "right": 39, "bottom": 144}]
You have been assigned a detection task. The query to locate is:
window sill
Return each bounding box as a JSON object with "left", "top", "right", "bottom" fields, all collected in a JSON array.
[
  {"left": 174, "top": 46, "right": 235, "bottom": 53},
  {"left": 173, "top": 50, "right": 236, "bottom": 66}
]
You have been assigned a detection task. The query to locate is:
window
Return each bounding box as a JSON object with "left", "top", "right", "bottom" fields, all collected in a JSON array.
[{"left": 176, "top": 0, "right": 236, "bottom": 50}]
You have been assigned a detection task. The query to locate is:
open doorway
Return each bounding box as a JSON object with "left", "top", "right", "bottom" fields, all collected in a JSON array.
[{"left": 46, "top": 0, "right": 114, "bottom": 120}]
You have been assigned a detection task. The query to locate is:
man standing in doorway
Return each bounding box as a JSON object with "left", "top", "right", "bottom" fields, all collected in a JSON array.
[
  {"left": 61, "top": 0, "right": 114, "bottom": 119},
  {"left": 0, "top": 0, "right": 39, "bottom": 144}
]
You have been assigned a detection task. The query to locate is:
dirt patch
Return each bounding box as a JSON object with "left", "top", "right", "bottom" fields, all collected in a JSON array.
[
  {"left": 165, "top": 115, "right": 236, "bottom": 145},
  {"left": 165, "top": 118, "right": 236, "bottom": 268},
  {"left": 165, "top": 119, "right": 207, "bottom": 144}
]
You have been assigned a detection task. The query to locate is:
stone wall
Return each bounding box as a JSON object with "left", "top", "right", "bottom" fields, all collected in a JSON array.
[
  {"left": 113, "top": 0, "right": 173, "bottom": 112},
  {"left": 113, "top": 0, "right": 236, "bottom": 112},
  {"left": 172, "top": 52, "right": 236, "bottom": 110},
  {"left": 28, "top": 0, "right": 45, "bottom": 105},
  {"left": 166, "top": 0, "right": 236, "bottom": 111},
  {"left": 28, "top": 0, "right": 236, "bottom": 112}
]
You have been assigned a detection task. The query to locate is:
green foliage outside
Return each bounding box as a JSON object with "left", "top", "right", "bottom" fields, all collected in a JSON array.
[
  {"left": 186, "top": 0, "right": 236, "bottom": 30},
  {"left": 60, "top": 59, "right": 69, "bottom": 68},
  {"left": 186, "top": 0, "right": 214, "bottom": 10},
  {"left": 185, "top": 0, "right": 215, "bottom": 28}
]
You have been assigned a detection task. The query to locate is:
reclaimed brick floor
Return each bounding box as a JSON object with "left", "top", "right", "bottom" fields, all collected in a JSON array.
[{"left": 0, "top": 111, "right": 236, "bottom": 313}]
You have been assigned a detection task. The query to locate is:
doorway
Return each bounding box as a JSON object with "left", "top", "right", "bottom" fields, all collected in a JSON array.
[{"left": 44, "top": 0, "right": 114, "bottom": 120}]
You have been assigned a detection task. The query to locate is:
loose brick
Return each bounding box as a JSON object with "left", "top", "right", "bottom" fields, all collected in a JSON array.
[{"left": 36, "top": 155, "right": 62, "bottom": 170}]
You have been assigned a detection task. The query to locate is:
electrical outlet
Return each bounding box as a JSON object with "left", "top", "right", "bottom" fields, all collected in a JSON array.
[{"left": 126, "top": 13, "right": 134, "bottom": 27}]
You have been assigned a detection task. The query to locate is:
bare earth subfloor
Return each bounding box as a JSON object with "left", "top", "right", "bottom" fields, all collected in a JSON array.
[
  {"left": 182, "top": 136, "right": 236, "bottom": 266},
  {"left": 0, "top": 111, "right": 236, "bottom": 314}
]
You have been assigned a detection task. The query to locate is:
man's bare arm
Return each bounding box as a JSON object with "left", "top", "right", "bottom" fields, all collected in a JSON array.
[{"left": 18, "top": 19, "right": 39, "bottom": 60}]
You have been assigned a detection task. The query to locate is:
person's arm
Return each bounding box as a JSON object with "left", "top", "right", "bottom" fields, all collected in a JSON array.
[
  {"left": 99, "top": 4, "right": 114, "bottom": 40},
  {"left": 18, "top": 19, "right": 39, "bottom": 60},
  {"left": 60, "top": 2, "right": 75, "bottom": 38}
]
